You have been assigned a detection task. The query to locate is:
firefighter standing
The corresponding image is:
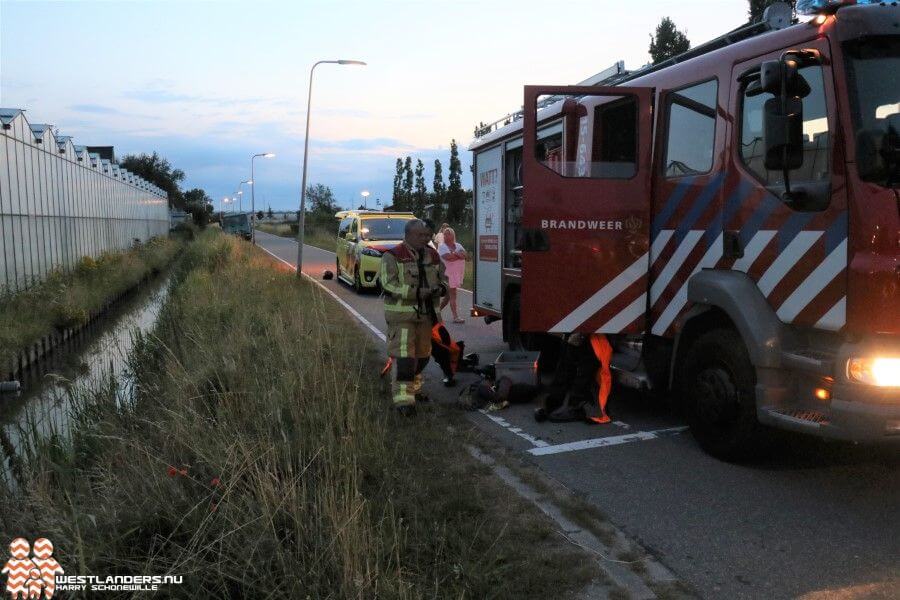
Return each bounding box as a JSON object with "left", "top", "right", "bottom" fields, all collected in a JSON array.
[{"left": 381, "top": 219, "right": 448, "bottom": 415}]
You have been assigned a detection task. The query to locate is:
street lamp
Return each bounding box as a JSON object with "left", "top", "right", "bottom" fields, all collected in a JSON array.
[
  {"left": 237, "top": 180, "right": 251, "bottom": 213},
  {"left": 250, "top": 152, "right": 275, "bottom": 244},
  {"left": 297, "top": 58, "right": 366, "bottom": 276},
  {"left": 361, "top": 190, "right": 370, "bottom": 209}
]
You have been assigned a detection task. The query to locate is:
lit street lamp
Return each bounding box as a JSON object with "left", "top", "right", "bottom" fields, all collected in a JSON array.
[
  {"left": 297, "top": 58, "right": 366, "bottom": 276},
  {"left": 361, "top": 189, "right": 370, "bottom": 209},
  {"left": 251, "top": 152, "right": 276, "bottom": 244}
]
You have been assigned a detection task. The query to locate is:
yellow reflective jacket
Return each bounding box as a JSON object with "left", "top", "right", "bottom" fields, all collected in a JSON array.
[{"left": 381, "top": 242, "right": 448, "bottom": 323}]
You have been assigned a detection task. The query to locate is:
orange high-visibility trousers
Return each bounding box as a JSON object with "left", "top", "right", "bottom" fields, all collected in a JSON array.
[{"left": 588, "top": 334, "right": 612, "bottom": 424}]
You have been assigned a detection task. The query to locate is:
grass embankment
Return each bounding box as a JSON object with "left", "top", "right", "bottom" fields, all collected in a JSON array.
[
  {"left": 0, "top": 236, "right": 182, "bottom": 365},
  {"left": 0, "top": 231, "right": 592, "bottom": 598}
]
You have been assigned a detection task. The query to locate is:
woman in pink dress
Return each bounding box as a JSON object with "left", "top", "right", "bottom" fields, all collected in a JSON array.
[{"left": 438, "top": 228, "right": 467, "bottom": 323}]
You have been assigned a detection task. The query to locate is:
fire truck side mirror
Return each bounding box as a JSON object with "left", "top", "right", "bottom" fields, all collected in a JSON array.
[{"left": 763, "top": 96, "right": 804, "bottom": 172}]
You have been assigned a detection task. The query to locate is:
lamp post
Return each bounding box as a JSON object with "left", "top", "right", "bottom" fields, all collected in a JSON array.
[
  {"left": 251, "top": 152, "right": 276, "bottom": 244},
  {"left": 237, "top": 180, "right": 251, "bottom": 213},
  {"left": 360, "top": 190, "right": 370, "bottom": 209},
  {"left": 297, "top": 58, "right": 366, "bottom": 277}
]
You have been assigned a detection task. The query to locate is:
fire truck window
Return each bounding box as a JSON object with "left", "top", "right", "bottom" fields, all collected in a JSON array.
[
  {"left": 533, "top": 95, "right": 637, "bottom": 179},
  {"left": 740, "top": 66, "right": 830, "bottom": 185},
  {"left": 665, "top": 80, "right": 718, "bottom": 177},
  {"left": 591, "top": 99, "right": 637, "bottom": 178}
]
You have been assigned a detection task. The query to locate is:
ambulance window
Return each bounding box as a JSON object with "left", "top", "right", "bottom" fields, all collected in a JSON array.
[
  {"left": 338, "top": 217, "right": 351, "bottom": 236},
  {"left": 740, "top": 66, "right": 830, "bottom": 185},
  {"left": 665, "top": 79, "right": 718, "bottom": 177}
]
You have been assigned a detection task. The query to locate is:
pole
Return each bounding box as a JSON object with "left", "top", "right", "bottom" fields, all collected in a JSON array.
[
  {"left": 251, "top": 158, "right": 256, "bottom": 244},
  {"left": 296, "top": 59, "right": 365, "bottom": 276},
  {"left": 297, "top": 62, "right": 322, "bottom": 277}
]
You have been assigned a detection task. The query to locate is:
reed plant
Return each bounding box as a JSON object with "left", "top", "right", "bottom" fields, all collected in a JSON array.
[{"left": 0, "top": 237, "right": 182, "bottom": 364}]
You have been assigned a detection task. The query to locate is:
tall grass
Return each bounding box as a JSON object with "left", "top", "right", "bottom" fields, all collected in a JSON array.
[
  {"left": 0, "top": 231, "right": 590, "bottom": 598},
  {"left": 0, "top": 237, "right": 182, "bottom": 364}
]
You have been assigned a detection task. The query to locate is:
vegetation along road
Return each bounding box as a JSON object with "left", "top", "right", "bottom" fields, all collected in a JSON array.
[{"left": 255, "top": 229, "right": 900, "bottom": 600}]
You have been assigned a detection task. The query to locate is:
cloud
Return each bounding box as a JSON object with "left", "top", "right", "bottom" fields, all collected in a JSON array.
[
  {"left": 69, "top": 103, "right": 123, "bottom": 115},
  {"left": 316, "top": 137, "right": 415, "bottom": 152},
  {"left": 124, "top": 89, "right": 201, "bottom": 103}
]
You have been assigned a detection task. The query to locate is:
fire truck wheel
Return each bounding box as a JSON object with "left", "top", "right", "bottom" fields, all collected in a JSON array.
[{"left": 681, "top": 328, "right": 767, "bottom": 461}]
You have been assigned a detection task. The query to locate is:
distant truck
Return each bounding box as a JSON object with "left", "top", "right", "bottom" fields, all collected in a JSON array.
[
  {"left": 221, "top": 213, "right": 252, "bottom": 240},
  {"left": 469, "top": 1, "right": 899, "bottom": 458}
]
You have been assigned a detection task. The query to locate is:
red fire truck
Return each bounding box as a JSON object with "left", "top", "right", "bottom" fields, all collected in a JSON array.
[{"left": 470, "top": 1, "right": 899, "bottom": 458}]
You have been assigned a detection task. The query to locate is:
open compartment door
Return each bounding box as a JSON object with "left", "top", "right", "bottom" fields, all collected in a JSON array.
[{"left": 521, "top": 85, "right": 654, "bottom": 334}]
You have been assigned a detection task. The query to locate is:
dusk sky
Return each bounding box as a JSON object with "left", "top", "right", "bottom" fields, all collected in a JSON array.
[{"left": 2, "top": 0, "right": 750, "bottom": 212}]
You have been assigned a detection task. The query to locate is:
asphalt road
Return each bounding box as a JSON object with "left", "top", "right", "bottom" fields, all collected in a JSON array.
[{"left": 256, "top": 230, "right": 899, "bottom": 600}]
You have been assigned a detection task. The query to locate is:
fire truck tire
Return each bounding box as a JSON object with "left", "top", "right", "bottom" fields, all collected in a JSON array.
[{"left": 681, "top": 328, "right": 768, "bottom": 461}]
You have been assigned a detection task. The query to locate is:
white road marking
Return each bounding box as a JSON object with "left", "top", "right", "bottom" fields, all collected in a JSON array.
[
  {"left": 479, "top": 410, "right": 550, "bottom": 448},
  {"left": 528, "top": 427, "right": 688, "bottom": 456},
  {"left": 257, "top": 245, "right": 387, "bottom": 342}
]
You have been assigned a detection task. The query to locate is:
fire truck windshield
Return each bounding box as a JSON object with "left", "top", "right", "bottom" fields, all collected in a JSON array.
[{"left": 844, "top": 36, "right": 900, "bottom": 187}]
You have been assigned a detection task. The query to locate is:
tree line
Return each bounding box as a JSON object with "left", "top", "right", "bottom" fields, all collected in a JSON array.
[
  {"left": 119, "top": 151, "right": 214, "bottom": 226},
  {"left": 390, "top": 139, "right": 468, "bottom": 223}
]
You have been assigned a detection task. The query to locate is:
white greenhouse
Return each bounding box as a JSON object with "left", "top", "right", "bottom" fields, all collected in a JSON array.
[{"left": 0, "top": 108, "right": 170, "bottom": 293}]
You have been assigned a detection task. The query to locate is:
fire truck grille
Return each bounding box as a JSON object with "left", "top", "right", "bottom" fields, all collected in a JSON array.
[{"left": 780, "top": 410, "right": 831, "bottom": 425}]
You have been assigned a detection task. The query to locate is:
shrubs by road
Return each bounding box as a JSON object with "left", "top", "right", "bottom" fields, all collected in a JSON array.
[
  {"left": 0, "top": 231, "right": 592, "bottom": 598},
  {"left": 0, "top": 236, "right": 182, "bottom": 364}
]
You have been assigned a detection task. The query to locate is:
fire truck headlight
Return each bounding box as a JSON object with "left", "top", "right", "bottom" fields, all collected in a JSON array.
[{"left": 847, "top": 357, "right": 900, "bottom": 387}]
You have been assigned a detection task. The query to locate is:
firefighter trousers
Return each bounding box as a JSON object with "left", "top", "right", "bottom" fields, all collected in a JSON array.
[{"left": 387, "top": 318, "right": 433, "bottom": 407}]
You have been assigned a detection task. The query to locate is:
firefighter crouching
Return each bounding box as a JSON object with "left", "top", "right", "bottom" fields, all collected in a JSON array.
[{"left": 381, "top": 219, "right": 448, "bottom": 416}]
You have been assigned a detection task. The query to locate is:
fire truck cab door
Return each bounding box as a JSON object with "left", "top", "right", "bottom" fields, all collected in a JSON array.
[{"left": 521, "top": 85, "right": 654, "bottom": 334}]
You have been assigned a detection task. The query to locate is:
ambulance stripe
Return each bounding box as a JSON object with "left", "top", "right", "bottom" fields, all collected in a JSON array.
[
  {"left": 757, "top": 231, "right": 822, "bottom": 296},
  {"left": 731, "top": 230, "right": 776, "bottom": 272},
  {"left": 549, "top": 253, "right": 648, "bottom": 333},
  {"left": 815, "top": 296, "right": 846, "bottom": 331},
  {"left": 776, "top": 240, "right": 847, "bottom": 322},
  {"left": 650, "top": 230, "right": 703, "bottom": 305},
  {"left": 597, "top": 293, "right": 646, "bottom": 333},
  {"left": 652, "top": 233, "right": 724, "bottom": 336}
]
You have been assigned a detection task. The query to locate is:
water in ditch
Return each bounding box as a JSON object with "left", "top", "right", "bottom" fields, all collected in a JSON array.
[{"left": 0, "top": 273, "right": 171, "bottom": 486}]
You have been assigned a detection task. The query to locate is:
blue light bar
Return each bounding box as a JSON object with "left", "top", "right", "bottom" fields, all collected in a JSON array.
[{"left": 797, "top": 0, "right": 883, "bottom": 15}]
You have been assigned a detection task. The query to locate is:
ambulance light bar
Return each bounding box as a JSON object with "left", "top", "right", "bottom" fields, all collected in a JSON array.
[{"left": 797, "top": 0, "right": 882, "bottom": 15}]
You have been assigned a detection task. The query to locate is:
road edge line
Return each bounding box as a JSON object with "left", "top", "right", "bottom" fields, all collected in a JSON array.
[{"left": 257, "top": 245, "right": 387, "bottom": 343}]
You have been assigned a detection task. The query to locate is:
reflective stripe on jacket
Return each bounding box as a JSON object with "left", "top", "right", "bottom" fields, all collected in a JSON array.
[{"left": 381, "top": 242, "right": 448, "bottom": 322}]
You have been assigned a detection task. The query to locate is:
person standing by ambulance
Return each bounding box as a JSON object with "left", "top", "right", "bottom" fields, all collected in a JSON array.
[{"left": 380, "top": 219, "right": 448, "bottom": 415}]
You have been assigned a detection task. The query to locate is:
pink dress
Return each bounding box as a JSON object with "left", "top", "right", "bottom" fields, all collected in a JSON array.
[{"left": 438, "top": 242, "right": 466, "bottom": 289}]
